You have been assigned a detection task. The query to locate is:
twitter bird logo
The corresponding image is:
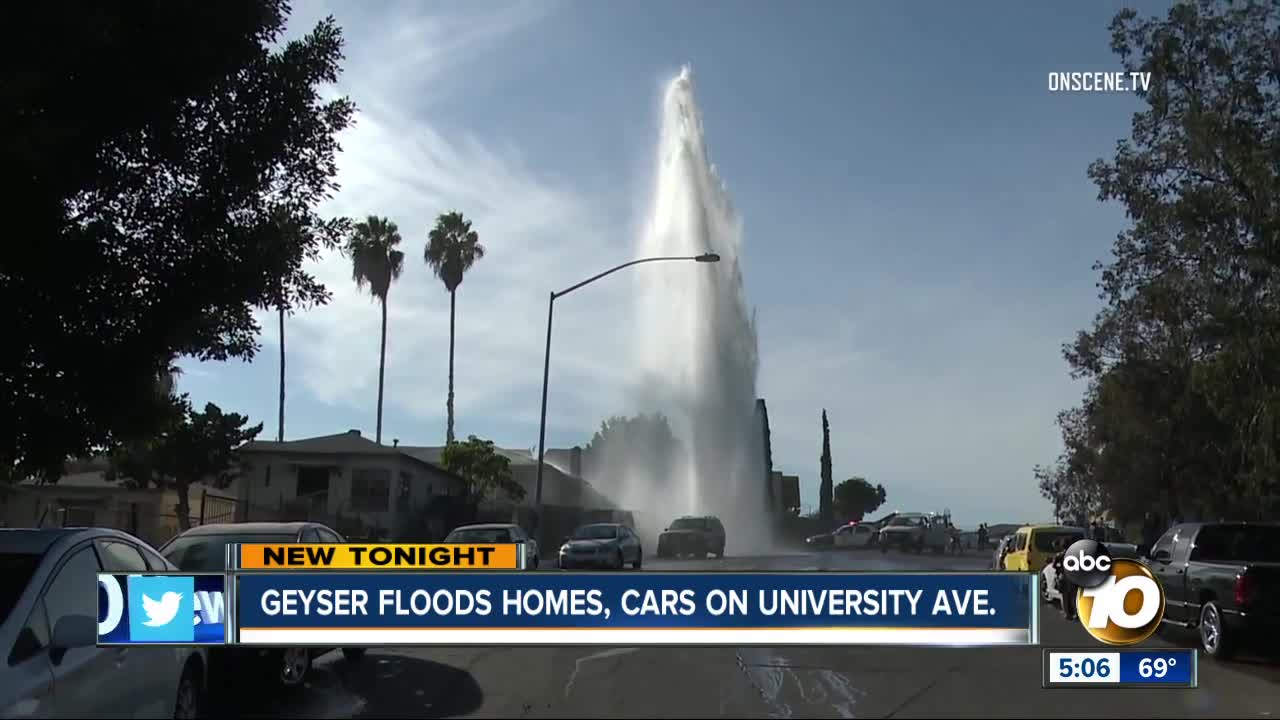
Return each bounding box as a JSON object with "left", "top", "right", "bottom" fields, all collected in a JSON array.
[
  {"left": 128, "top": 576, "right": 194, "bottom": 642},
  {"left": 141, "top": 591, "right": 183, "bottom": 627}
]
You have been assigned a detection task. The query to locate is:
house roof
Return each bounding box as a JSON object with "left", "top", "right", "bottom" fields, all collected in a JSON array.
[
  {"left": 237, "top": 432, "right": 622, "bottom": 510},
  {"left": 241, "top": 431, "right": 402, "bottom": 456},
  {"left": 240, "top": 431, "right": 464, "bottom": 483}
]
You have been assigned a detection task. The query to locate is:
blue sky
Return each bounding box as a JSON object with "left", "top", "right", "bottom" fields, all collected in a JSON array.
[{"left": 177, "top": 0, "right": 1174, "bottom": 527}]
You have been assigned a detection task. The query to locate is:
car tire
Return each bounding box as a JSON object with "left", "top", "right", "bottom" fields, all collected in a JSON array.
[
  {"left": 342, "top": 647, "right": 367, "bottom": 663},
  {"left": 633, "top": 552, "right": 643, "bottom": 570},
  {"left": 1199, "top": 601, "right": 1235, "bottom": 660},
  {"left": 278, "top": 647, "right": 312, "bottom": 687},
  {"left": 173, "top": 660, "right": 204, "bottom": 719}
]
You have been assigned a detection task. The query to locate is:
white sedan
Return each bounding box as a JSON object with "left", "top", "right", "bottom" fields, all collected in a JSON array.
[
  {"left": 833, "top": 523, "right": 877, "bottom": 548},
  {"left": 1040, "top": 562, "right": 1063, "bottom": 604}
]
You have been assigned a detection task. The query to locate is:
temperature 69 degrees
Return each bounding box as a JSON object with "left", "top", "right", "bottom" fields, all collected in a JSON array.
[{"left": 1044, "top": 650, "right": 1196, "bottom": 687}]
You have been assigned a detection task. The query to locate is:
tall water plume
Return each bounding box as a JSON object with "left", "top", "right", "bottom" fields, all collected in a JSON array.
[{"left": 601, "top": 66, "right": 772, "bottom": 554}]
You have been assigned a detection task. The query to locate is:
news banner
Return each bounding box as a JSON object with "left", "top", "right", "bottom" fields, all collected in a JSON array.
[{"left": 95, "top": 539, "right": 1197, "bottom": 689}]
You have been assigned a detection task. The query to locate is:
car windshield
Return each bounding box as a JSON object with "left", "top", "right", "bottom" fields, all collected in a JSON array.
[
  {"left": 888, "top": 516, "right": 921, "bottom": 527},
  {"left": 445, "top": 528, "right": 512, "bottom": 543},
  {"left": 572, "top": 525, "right": 618, "bottom": 540},
  {"left": 163, "top": 533, "right": 296, "bottom": 571},
  {"left": 1193, "top": 525, "right": 1280, "bottom": 562},
  {"left": 670, "top": 518, "right": 707, "bottom": 530},
  {"left": 1034, "top": 530, "right": 1084, "bottom": 552},
  {"left": 0, "top": 553, "right": 42, "bottom": 624}
]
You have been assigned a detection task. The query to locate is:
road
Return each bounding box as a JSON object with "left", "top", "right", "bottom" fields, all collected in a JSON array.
[{"left": 229, "top": 550, "right": 1278, "bottom": 718}]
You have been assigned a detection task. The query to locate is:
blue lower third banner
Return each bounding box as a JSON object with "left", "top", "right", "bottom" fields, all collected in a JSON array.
[
  {"left": 98, "top": 574, "right": 227, "bottom": 645},
  {"left": 235, "top": 572, "right": 1036, "bottom": 646}
]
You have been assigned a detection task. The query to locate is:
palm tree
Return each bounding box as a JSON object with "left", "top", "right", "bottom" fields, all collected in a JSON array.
[
  {"left": 425, "top": 211, "right": 485, "bottom": 444},
  {"left": 346, "top": 216, "right": 405, "bottom": 444}
]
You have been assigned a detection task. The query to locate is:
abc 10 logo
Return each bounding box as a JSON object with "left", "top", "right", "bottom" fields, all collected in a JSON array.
[{"left": 1062, "top": 540, "right": 1165, "bottom": 645}]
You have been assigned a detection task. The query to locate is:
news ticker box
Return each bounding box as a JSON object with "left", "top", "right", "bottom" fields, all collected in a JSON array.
[
  {"left": 100, "top": 571, "right": 1038, "bottom": 647},
  {"left": 97, "top": 574, "right": 228, "bottom": 646},
  {"left": 1042, "top": 648, "right": 1197, "bottom": 688},
  {"left": 231, "top": 543, "right": 524, "bottom": 571}
]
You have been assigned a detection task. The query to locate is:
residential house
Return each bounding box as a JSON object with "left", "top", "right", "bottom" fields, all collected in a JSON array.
[
  {"left": 400, "top": 445, "right": 621, "bottom": 512},
  {"left": 236, "top": 430, "right": 467, "bottom": 541},
  {"left": 2, "top": 457, "right": 240, "bottom": 547}
]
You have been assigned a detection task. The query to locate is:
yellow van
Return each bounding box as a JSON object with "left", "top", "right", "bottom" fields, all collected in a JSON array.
[{"left": 1002, "top": 524, "right": 1086, "bottom": 572}]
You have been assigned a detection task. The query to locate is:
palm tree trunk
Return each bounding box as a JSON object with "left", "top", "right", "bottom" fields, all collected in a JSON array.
[
  {"left": 447, "top": 290, "right": 456, "bottom": 444},
  {"left": 278, "top": 305, "right": 286, "bottom": 442},
  {"left": 377, "top": 296, "right": 388, "bottom": 444}
]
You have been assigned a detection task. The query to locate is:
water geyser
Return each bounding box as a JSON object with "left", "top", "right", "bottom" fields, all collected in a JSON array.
[{"left": 607, "top": 66, "right": 773, "bottom": 554}]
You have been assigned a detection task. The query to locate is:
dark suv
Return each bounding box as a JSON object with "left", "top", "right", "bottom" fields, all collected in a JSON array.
[{"left": 657, "top": 516, "right": 726, "bottom": 558}]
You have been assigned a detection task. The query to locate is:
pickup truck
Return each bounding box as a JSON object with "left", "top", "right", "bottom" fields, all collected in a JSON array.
[{"left": 1142, "top": 522, "right": 1280, "bottom": 659}]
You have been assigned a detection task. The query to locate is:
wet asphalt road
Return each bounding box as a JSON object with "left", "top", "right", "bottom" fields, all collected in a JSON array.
[{"left": 228, "top": 550, "right": 1279, "bottom": 718}]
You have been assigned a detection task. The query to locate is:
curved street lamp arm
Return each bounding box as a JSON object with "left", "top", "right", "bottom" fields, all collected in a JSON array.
[{"left": 553, "top": 255, "right": 708, "bottom": 299}]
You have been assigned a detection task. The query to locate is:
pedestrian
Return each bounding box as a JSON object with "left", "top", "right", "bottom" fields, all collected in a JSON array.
[{"left": 977, "top": 523, "right": 988, "bottom": 550}]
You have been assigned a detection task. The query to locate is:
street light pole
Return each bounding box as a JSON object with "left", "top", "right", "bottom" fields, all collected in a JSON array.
[{"left": 533, "top": 252, "right": 720, "bottom": 538}]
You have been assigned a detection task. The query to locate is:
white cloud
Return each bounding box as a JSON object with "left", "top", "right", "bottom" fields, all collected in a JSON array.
[{"left": 269, "top": 1, "right": 637, "bottom": 442}]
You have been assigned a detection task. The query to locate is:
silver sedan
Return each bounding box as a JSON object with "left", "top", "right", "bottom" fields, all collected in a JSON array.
[
  {"left": 0, "top": 527, "right": 208, "bottom": 718},
  {"left": 557, "top": 523, "right": 643, "bottom": 570}
]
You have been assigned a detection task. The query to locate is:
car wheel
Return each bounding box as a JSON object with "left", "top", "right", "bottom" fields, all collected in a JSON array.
[
  {"left": 633, "top": 552, "right": 643, "bottom": 570},
  {"left": 1199, "top": 601, "right": 1234, "bottom": 659},
  {"left": 173, "top": 660, "right": 204, "bottom": 719},
  {"left": 342, "top": 647, "right": 367, "bottom": 663},
  {"left": 279, "top": 647, "right": 312, "bottom": 686}
]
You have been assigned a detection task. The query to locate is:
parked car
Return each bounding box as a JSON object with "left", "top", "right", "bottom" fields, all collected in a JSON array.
[
  {"left": 0, "top": 527, "right": 208, "bottom": 718},
  {"left": 805, "top": 523, "right": 873, "bottom": 550},
  {"left": 1001, "top": 524, "right": 1085, "bottom": 571},
  {"left": 992, "top": 535, "right": 1012, "bottom": 570},
  {"left": 833, "top": 523, "right": 876, "bottom": 549},
  {"left": 657, "top": 516, "right": 726, "bottom": 559},
  {"left": 444, "top": 523, "right": 539, "bottom": 569},
  {"left": 1142, "top": 521, "right": 1280, "bottom": 659},
  {"left": 160, "top": 522, "right": 366, "bottom": 689},
  {"left": 878, "top": 513, "right": 950, "bottom": 554},
  {"left": 557, "top": 523, "right": 642, "bottom": 570}
]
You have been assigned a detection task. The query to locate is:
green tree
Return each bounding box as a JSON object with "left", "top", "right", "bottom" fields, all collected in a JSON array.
[
  {"left": 425, "top": 212, "right": 486, "bottom": 444},
  {"left": 346, "top": 216, "right": 405, "bottom": 445},
  {"left": 2, "top": 2, "right": 354, "bottom": 480},
  {"left": 1043, "top": 0, "right": 1280, "bottom": 521},
  {"left": 440, "top": 436, "right": 525, "bottom": 503},
  {"left": 582, "top": 413, "right": 682, "bottom": 492},
  {"left": 819, "top": 410, "right": 833, "bottom": 525},
  {"left": 108, "top": 401, "right": 263, "bottom": 530},
  {"left": 832, "top": 477, "right": 886, "bottom": 522}
]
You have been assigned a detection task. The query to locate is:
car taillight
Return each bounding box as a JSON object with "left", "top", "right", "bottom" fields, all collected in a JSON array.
[{"left": 1234, "top": 571, "right": 1256, "bottom": 607}]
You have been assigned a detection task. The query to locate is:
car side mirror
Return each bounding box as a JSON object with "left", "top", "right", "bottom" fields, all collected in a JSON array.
[
  {"left": 1152, "top": 549, "right": 1172, "bottom": 563},
  {"left": 50, "top": 614, "right": 96, "bottom": 652}
]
